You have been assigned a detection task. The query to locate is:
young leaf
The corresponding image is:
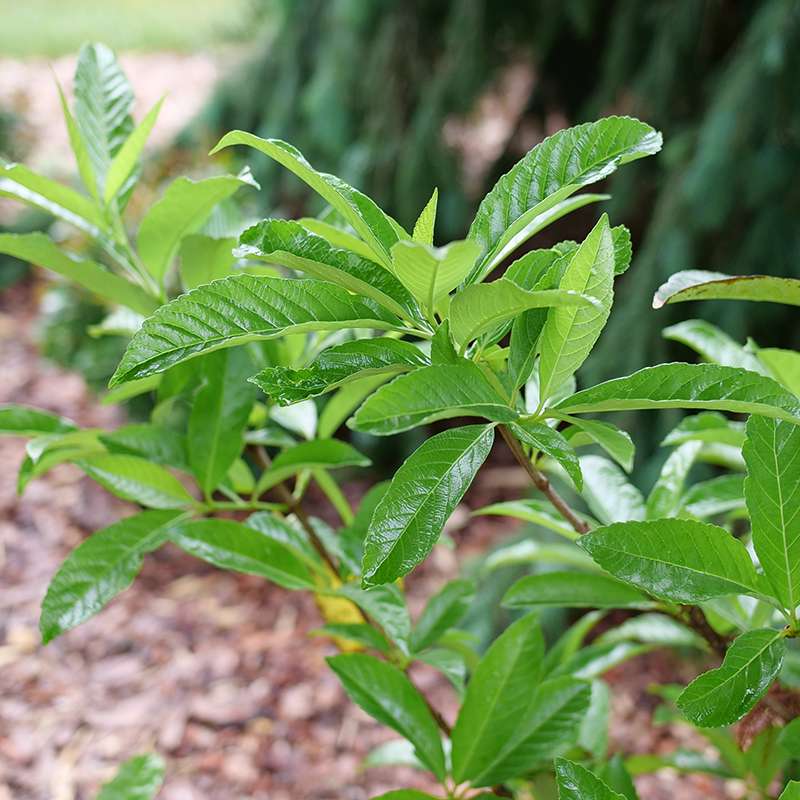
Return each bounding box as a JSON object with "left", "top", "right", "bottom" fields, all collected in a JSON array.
[
  {"left": 255, "top": 439, "right": 371, "bottom": 493},
  {"left": 78, "top": 454, "right": 195, "bottom": 509},
  {"left": 554, "top": 363, "right": 800, "bottom": 423},
  {"left": 238, "top": 219, "right": 422, "bottom": 321},
  {"left": 677, "top": 629, "right": 785, "bottom": 727},
  {"left": 743, "top": 415, "right": 800, "bottom": 612},
  {"left": 361, "top": 424, "right": 494, "bottom": 585},
  {"left": 178, "top": 234, "right": 237, "bottom": 289},
  {"left": 40, "top": 510, "right": 182, "bottom": 643},
  {"left": 468, "top": 676, "right": 592, "bottom": 786},
  {"left": 96, "top": 754, "right": 165, "bottom": 800},
  {"left": 104, "top": 96, "right": 163, "bottom": 203},
  {"left": 538, "top": 214, "right": 615, "bottom": 401},
  {"left": 0, "top": 404, "right": 76, "bottom": 437},
  {"left": 109, "top": 276, "right": 404, "bottom": 385},
  {"left": 251, "top": 337, "right": 428, "bottom": 406},
  {"left": 555, "top": 758, "right": 626, "bottom": 800},
  {"left": 412, "top": 188, "right": 438, "bottom": 245},
  {"left": 580, "top": 519, "right": 762, "bottom": 602},
  {"left": 0, "top": 233, "right": 158, "bottom": 316},
  {"left": 211, "top": 132, "right": 400, "bottom": 266},
  {"left": 503, "top": 572, "right": 652, "bottom": 609},
  {"left": 138, "top": 171, "right": 257, "bottom": 283},
  {"left": 327, "top": 654, "right": 446, "bottom": 779},
  {"left": 654, "top": 270, "right": 800, "bottom": 308},
  {"left": 645, "top": 441, "right": 702, "bottom": 519},
  {"left": 663, "top": 319, "right": 767, "bottom": 373},
  {"left": 468, "top": 116, "right": 661, "bottom": 279},
  {"left": 563, "top": 418, "right": 634, "bottom": 472},
  {"left": 391, "top": 239, "right": 480, "bottom": 314},
  {"left": 511, "top": 419, "right": 582, "bottom": 490},
  {"left": 169, "top": 518, "right": 317, "bottom": 589},
  {"left": 298, "top": 216, "right": 377, "bottom": 261},
  {"left": 449, "top": 278, "right": 597, "bottom": 348},
  {"left": 188, "top": 349, "right": 256, "bottom": 497},
  {"left": 758, "top": 347, "right": 800, "bottom": 396},
  {"left": 410, "top": 578, "right": 474, "bottom": 653},
  {"left": 580, "top": 455, "right": 645, "bottom": 524},
  {"left": 451, "top": 613, "right": 545, "bottom": 783},
  {"left": 350, "top": 363, "right": 516, "bottom": 435}
]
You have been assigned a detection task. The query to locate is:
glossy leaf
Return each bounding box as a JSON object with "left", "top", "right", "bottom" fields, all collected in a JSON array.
[
  {"left": 468, "top": 116, "right": 661, "bottom": 278},
  {"left": 663, "top": 319, "right": 766, "bottom": 373},
  {"left": 251, "top": 338, "right": 427, "bottom": 406},
  {"left": 554, "top": 363, "right": 800, "bottom": 423},
  {"left": 412, "top": 188, "right": 438, "bottom": 245},
  {"left": 96, "top": 753, "right": 165, "bottom": 800},
  {"left": 0, "top": 233, "right": 157, "bottom": 316},
  {"left": 580, "top": 455, "right": 645, "bottom": 524},
  {"left": 0, "top": 404, "right": 76, "bottom": 437},
  {"left": 682, "top": 474, "right": 745, "bottom": 519},
  {"left": 238, "top": 219, "right": 421, "bottom": 321},
  {"left": 78, "top": 453, "right": 195, "bottom": 509},
  {"left": 503, "top": 572, "right": 652, "bottom": 609},
  {"left": 410, "top": 578, "right": 474, "bottom": 653},
  {"left": 645, "top": 441, "right": 702, "bottom": 519},
  {"left": 211, "top": 131, "right": 400, "bottom": 266},
  {"left": 743, "top": 415, "right": 800, "bottom": 611},
  {"left": 361, "top": 424, "right": 494, "bottom": 585},
  {"left": 178, "top": 234, "right": 237, "bottom": 289},
  {"left": 350, "top": 363, "right": 515, "bottom": 435},
  {"left": 40, "top": 510, "right": 182, "bottom": 643},
  {"left": 138, "top": 171, "right": 256, "bottom": 283},
  {"left": 327, "top": 654, "right": 446, "bottom": 778},
  {"left": 580, "top": 518, "right": 762, "bottom": 602},
  {"left": 511, "top": 419, "right": 582, "bottom": 490},
  {"left": 662, "top": 412, "right": 745, "bottom": 448},
  {"left": 654, "top": 270, "right": 800, "bottom": 308},
  {"left": 555, "top": 759, "right": 626, "bottom": 800},
  {"left": 563, "top": 418, "right": 634, "bottom": 472},
  {"left": 451, "top": 613, "right": 545, "bottom": 783},
  {"left": 110, "top": 275, "right": 403, "bottom": 385},
  {"left": 677, "top": 629, "right": 785, "bottom": 727},
  {"left": 538, "top": 215, "right": 615, "bottom": 400},
  {"left": 169, "top": 518, "right": 317, "bottom": 589}
]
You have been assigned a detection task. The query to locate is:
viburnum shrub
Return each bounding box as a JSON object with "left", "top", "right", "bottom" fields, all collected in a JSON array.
[{"left": 5, "top": 43, "right": 800, "bottom": 799}]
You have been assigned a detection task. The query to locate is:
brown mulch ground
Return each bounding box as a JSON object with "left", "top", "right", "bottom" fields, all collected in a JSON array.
[{"left": 0, "top": 278, "right": 743, "bottom": 799}]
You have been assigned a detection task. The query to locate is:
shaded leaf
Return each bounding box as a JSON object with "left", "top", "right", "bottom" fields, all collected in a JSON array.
[
  {"left": 503, "top": 572, "right": 652, "bottom": 609},
  {"left": 511, "top": 419, "right": 582, "bottom": 490},
  {"left": 580, "top": 455, "right": 645, "bottom": 524},
  {"left": 0, "top": 404, "right": 76, "bottom": 437},
  {"left": 663, "top": 319, "right": 766, "bottom": 373},
  {"left": 411, "top": 579, "right": 474, "bottom": 652},
  {"left": 645, "top": 441, "right": 702, "bottom": 519},
  {"left": 178, "top": 234, "right": 237, "bottom": 289},
  {"left": 563, "top": 418, "right": 634, "bottom": 472},
  {"left": 337, "top": 583, "right": 411, "bottom": 655},
  {"left": 654, "top": 270, "right": 800, "bottom": 309}
]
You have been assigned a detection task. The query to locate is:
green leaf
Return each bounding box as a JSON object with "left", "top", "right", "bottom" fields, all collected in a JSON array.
[
  {"left": 538, "top": 215, "right": 615, "bottom": 401},
  {"left": 758, "top": 348, "right": 800, "bottom": 396},
  {"left": 318, "top": 374, "right": 393, "bottom": 438},
  {"left": 468, "top": 117, "right": 661, "bottom": 278},
  {"left": 78, "top": 453, "right": 195, "bottom": 509},
  {"left": 663, "top": 319, "right": 766, "bottom": 372},
  {"left": 0, "top": 161, "right": 106, "bottom": 233},
  {"left": 169, "top": 518, "right": 317, "bottom": 589},
  {"left": 251, "top": 337, "right": 428, "bottom": 406},
  {"left": 654, "top": 270, "right": 800, "bottom": 309},
  {"left": 412, "top": 188, "right": 438, "bottom": 245},
  {"left": 563, "top": 418, "right": 634, "bottom": 472},
  {"left": 189, "top": 349, "right": 255, "bottom": 497},
  {"left": 178, "top": 234, "right": 236, "bottom": 289},
  {"left": 743, "top": 415, "right": 800, "bottom": 611},
  {"left": 511, "top": 419, "right": 582, "bottom": 490},
  {"left": 104, "top": 96, "right": 163, "bottom": 203},
  {"left": 677, "top": 629, "right": 785, "bottom": 727},
  {"left": 612, "top": 225, "right": 633, "bottom": 275},
  {"left": 662, "top": 412, "right": 746, "bottom": 448},
  {"left": 56, "top": 80, "right": 101, "bottom": 202},
  {"left": 350, "top": 363, "right": 515, "bottom": 435},
  {"left": 370, "top": 792, "right": 439, "bottom": 799},
  {"left": 469, "top": 676, "right": 592, "bottom": 786},
  {"left": 337, "top": 584, "right": 411, "bottom": 655},
  {"left": 361, "top": 424, "right": 494, "bottom": 585},
  {"left": 100, "top": 424, "right": 188, "bottom": 470},
  {"left": 298, "top": 216, "right": 377, "bottom": 261},
  {"left": 411, "top": 579, "right": 474, "bottom": 653},
  {"left": 110, "top": 275, "right": 403, "bottom": 386},
  {"left": 780, "top": 718, "right": 800, "bottom": 756},
  {"left": 580, "top": 518, "right": 763, "bottom": 603},
  {"left": 472, "top": 498, "right": 585, "bottom": 540},
  {"left": 238, "top": 219, "right": 422, "bottom": 321},
  {"left": 779, "top": 783, "right": 800, "bottom": 800},
  {"left": 645, "top": 441, "right": 702, "bottom": 519},
  {"left": 0, "top": 404, "right": 76, "bottom": 437},
  {"left": 598, "top": 613, "right": 706, "bottom": 650},
  {"left": 580, "top": 455, "right": 645, "bottom": 524},
  {"left": 503, "top": 572, "right": 652, "bottom": 609},
  {"left": 312, "top": 623, "right": 390, "bottom": 653},
  {"left": 682, "top": 474, "right": 745, "bottom": 519},
  {"left": 430, "top": 321, "right": 459, "bottom": 364},
  {"left": 326, "top": 653, "right": 446, "bottom": 779},
  {"left": 40, "top": 510, "right": 181, "bottom": 643},
  {"left": 73, "top": 42, "right": 134, "bottom": 198},
  {"left": 554, "top": 363, "right": 800, "bottom": 423},
  {"left": 451, "top": 613, "right": 545, "bottom": 783},
  {"left": 256, "top": 439, "right": 371, "bottom": 493},
  {"left": 483, "top": 538, "right": 597, "bottom": 572},
  {"left": 96, "top": 753, "right": 165, "bottom": 800},
  {"left": 555, "top": 759, "right": 626, "bottom": 800},
  {"left": 211, "top": 131, "right": 400, "bottom": 266},
  {"left": 392, "top": 239, "right": 480, "bottom": 315},
  {"left": 449, "top": 278, "right": 597, "bottom": 349},
  {"left": 138, "top": 171, "right": 256, "bottom": 283},
  {"left": 0, "top": 233, "right": 157, "bottom": 316}
]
